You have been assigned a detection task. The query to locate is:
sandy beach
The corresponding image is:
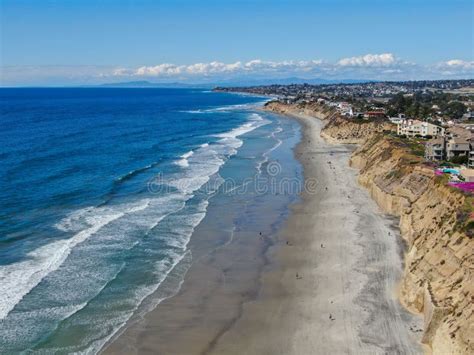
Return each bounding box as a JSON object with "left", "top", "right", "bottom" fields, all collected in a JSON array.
[
  {"left": 206, "top": 111, "right": 424, "bottom": 354},
  {"left": 105, "top": 111, "right": 423, "bottom": 355}
]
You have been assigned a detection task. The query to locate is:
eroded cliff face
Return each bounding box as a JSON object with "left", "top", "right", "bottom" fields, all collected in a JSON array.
[
  {"left": 267, "top": 100, "right": 473, "bottom": 353},
  {"left": 264, "top": 101, "right": 394, "bottom": 144},
  {"left": 263, "top": 101, "right": 334, "bottom": 121},
  {"left": 350, "top": 135, "right": 473, "bottom": 355},
  {"left": 321, "top": 115, "right": 394, "bottom": 144}
]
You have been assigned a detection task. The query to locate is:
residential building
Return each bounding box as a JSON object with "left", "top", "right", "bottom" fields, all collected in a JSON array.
[
  {"left": 425, "top": 138, "right": 445, "bottom": 161},
  {"left": 445, "top": 127, "right": 472, "bottom": 160},
  {"left": 446, "top": 137, "right": 471, "bottom": 160},
  {"left": 364, "top": 109, "right": 385, "bottom": 118},
  {"left": 337, "top": 102, "right": 353, "bottom": 117},
  {"left": 468, "top": 151, "right": 474, "bottom": 169},
  {"left": 463, "top": 111, "right": 474, "bottom": 121},
  {"left": 397, "top": 119, "right": 444, "bottom": 137},
  {"left": 389, "top": 114, "right": 406, "bottom": 124}
]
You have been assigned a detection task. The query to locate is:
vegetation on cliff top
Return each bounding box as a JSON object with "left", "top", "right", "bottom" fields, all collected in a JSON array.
[
  {"left": 386, "top": 91, "right": 469, "bottom": 120},
  {"left": 377, "top": 133, "right": 474, "bottom": 238}
]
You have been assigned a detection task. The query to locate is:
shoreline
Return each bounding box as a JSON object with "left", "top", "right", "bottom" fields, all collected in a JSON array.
[
  {"left": 102, "top": 108, "right": 302, "bottom": 354},
  {"left": 104, "top": 107, "right": 423, "bottom": 354},
  {"left": 207, "top": 109, "right": 423, "bottom": 354}
]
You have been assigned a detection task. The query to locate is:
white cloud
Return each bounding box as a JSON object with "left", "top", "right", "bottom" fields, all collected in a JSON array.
[
  {"left": 337, "top": 53, "right": 398, "bottom": 67},
  {"left": 434, "top": 59, "right": 474, "bottom": 76},
  {"left": 1, "top": 54, "right": 472, "bottom": 86},
  {"left": 445, "top": 59, "right": 473, "bottom": 67},
  {"left": 118, "top": 59, "right": 327, "bottom": 78},
  {"left": 439, "top": 59, "right": 474, "bottom": 69}
]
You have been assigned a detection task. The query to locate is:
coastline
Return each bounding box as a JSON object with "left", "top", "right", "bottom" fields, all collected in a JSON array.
[
  {"left": 207, "top": 109, "right": 423, "bottom": 354},
  {"left": 102, "top": 107, "right": 303, "bottom": 354},
  {"left": 104, "top": 105, "right": 423, "bottom": 354}
]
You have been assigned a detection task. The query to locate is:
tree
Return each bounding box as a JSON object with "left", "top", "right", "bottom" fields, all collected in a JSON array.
[
  {"left": 445, "top": 101, "right": 467, "bottom": 120},
  {"left": 450, "top": 155, "right": 468, "bottom": 165},
  {"left": 389, "top": 93, "right": 408, "bottom": 114}
]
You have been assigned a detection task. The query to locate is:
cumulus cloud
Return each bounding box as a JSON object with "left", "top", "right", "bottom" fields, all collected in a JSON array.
[
  {"left": 337, "top": 53, "right": 398, "bottom": 67},
  {"left": 444, "top": 59, "right": 473, "bottom": 67},
  {"left": 114, "top": 59, "right": 327, "bottom": 77},
  {"left": 439, "top": 59, "right": 474, "bottom": 70},
  {"left": 1, "top": 54, "right": 472, "bottom": 86},
  {"left": 434, "top": 59, "right": 474, "bottom": 76},
  {"left": 113, "top": 54, "right": 412, "bottom": 80}
]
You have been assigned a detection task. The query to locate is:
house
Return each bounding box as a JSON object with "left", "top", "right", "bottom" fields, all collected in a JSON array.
[
  {"left": 397, "top": 119, "right": 444, "bottom": 138},
  {"left": 343, "top": 108, "right": 354, "bottom": 117},
  {"left": 445, "top": 127, "right": 472, "bottom": 161},
  {"left": 337, "top": 102, "right": 353, "bottom": 117},
  {"left": 364, "top": 109, "right": 385, "bottom": 118},
  {"left": 469, "top": 151, "right": 474, "bottom": 169},
  {"left": 389, "top": 114, "right": 406, "bottom": 124},
  {"left": 425, "top": 138, "right": 445, "bottom": 161},
  {"left": 446, "top": 138, "right": 471, "bottom": 160},
  {"left": 462, "top": 111, "right": 474, "bottom": 121},
  {"left": 338, "top": 102, "right": 351, "bottom": 111}
]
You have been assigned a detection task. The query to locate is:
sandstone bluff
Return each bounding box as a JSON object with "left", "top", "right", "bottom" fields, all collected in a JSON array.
[{"left": 265, "top": 100, "right": 473, "bottom": 355}]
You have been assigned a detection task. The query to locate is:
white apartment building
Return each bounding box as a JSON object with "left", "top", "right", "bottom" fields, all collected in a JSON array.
[{"left": 397, "top": 119, "right": 444, "bottom": 138}]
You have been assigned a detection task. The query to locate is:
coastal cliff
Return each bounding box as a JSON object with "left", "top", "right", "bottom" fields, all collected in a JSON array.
[
  {"left": 265, "top": 101, "right": 473, "bottom": 354},
  {"left": 264, "top": 101, "right": 394, "bottom": 144},
  {"left": 350, "top": 135, "right": 473, "bottom": 355},
  {"left": 263, "top": 101, "right": 333, "bottom": 121}
]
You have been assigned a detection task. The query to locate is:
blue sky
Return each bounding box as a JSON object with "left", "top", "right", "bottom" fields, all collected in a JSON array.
[{"left": 1, "top": 0, "right": 473, "bottom": 85}]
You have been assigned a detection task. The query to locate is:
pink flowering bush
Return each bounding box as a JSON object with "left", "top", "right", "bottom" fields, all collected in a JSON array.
[{"left": 448, "top": 182, "right": 474, "bottom": 192}]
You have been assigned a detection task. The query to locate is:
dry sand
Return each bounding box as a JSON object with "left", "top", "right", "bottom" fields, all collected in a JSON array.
[
  {"left": 104, "top": 112, "right": 423, "bottom": 355},
  {"left": 207, "top": 112, "right": 423, "bottom": 355}
]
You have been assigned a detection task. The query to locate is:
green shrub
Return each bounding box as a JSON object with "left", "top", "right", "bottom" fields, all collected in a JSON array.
[{"left": 450, "top": 155, "right": 468, "bottom": 165}]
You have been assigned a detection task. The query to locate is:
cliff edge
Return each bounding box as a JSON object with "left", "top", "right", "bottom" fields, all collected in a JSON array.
[
  {"left": 350, "top": 135, "right": 473, "bottom": 354},
  {"left": 265, "top": 100, "right": 473, "bottom": 354},
  {"left": 264, "top": 101, "right": 394, "bottom": 144}
]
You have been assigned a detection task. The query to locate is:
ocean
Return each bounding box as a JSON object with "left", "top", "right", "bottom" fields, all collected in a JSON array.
[{"left": 0, "top": 88, "right": 301, "bottom": 353}]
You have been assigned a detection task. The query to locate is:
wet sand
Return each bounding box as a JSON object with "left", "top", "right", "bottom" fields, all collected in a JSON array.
[
  {"left": 104, "top": 112, "right": 423, "bottom": 354},
  {"left": 208, "top": 112, "right": 423, "bottom": 354}
]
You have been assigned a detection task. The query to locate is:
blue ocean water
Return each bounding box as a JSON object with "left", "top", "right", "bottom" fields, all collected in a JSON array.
[{"left": 0, "top": 88, "right": 300, "bottom": 353}]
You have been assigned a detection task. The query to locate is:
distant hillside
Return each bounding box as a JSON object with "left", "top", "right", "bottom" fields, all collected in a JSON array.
[
  {"left": 95, "top": 78, "right": 370, "bottom": 89},
  {"left": 214, "top": 77, "right": 370, "bottom": 87},
  {"left": 96, "top": 81, "right": 208, "bottom": 88}
]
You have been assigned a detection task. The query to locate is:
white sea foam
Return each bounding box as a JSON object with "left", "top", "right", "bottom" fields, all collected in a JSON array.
[
  {"left": 85, "top": 200, "right": 209, "bottom": 354},
  {"left": 0, "top": 113, "right": 267, "bottom": 322},
  {"left": 86, "top": 250, "right": 189, "bottom": 355},
  {"left": 167, "top": 114, "right": 269, "bottom": 194},
  {"left": 0, "top": 197, "right": 177, "bottom": 321},
  {"left": 181, "top": 150, "right": 194, "bottom": 159},
  {"left": 215, "top": 113, "right": 269, "bottom": 139},
  {"left": 0, "top": 110, "right": 272, "bottom": 352},
  {"left": 256, "top": 124, "right": 284, "bottom": 174},
  {"left": 0, "top": 212, "right": 122, "bottom": 320},
  {"left": 173, "top": 150, "right": 194, "bottom": 168},
  {"left": 272, "top": 126, "right": 284, "bottom": 135},
  {"left": 181, "top": 109, "right": 204, "bottom": 114},
  {"left": 182, "top": 102, "right": 263, "bottom": 114},
  {"left": 174, "top": 158, "right": 189, "bottom": 167},
  {"left": 266, "top": 125, "right": 284, "bottom": 154},
  {"left": 29, "top": 248, "right": 190, "bottom": 355}
]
